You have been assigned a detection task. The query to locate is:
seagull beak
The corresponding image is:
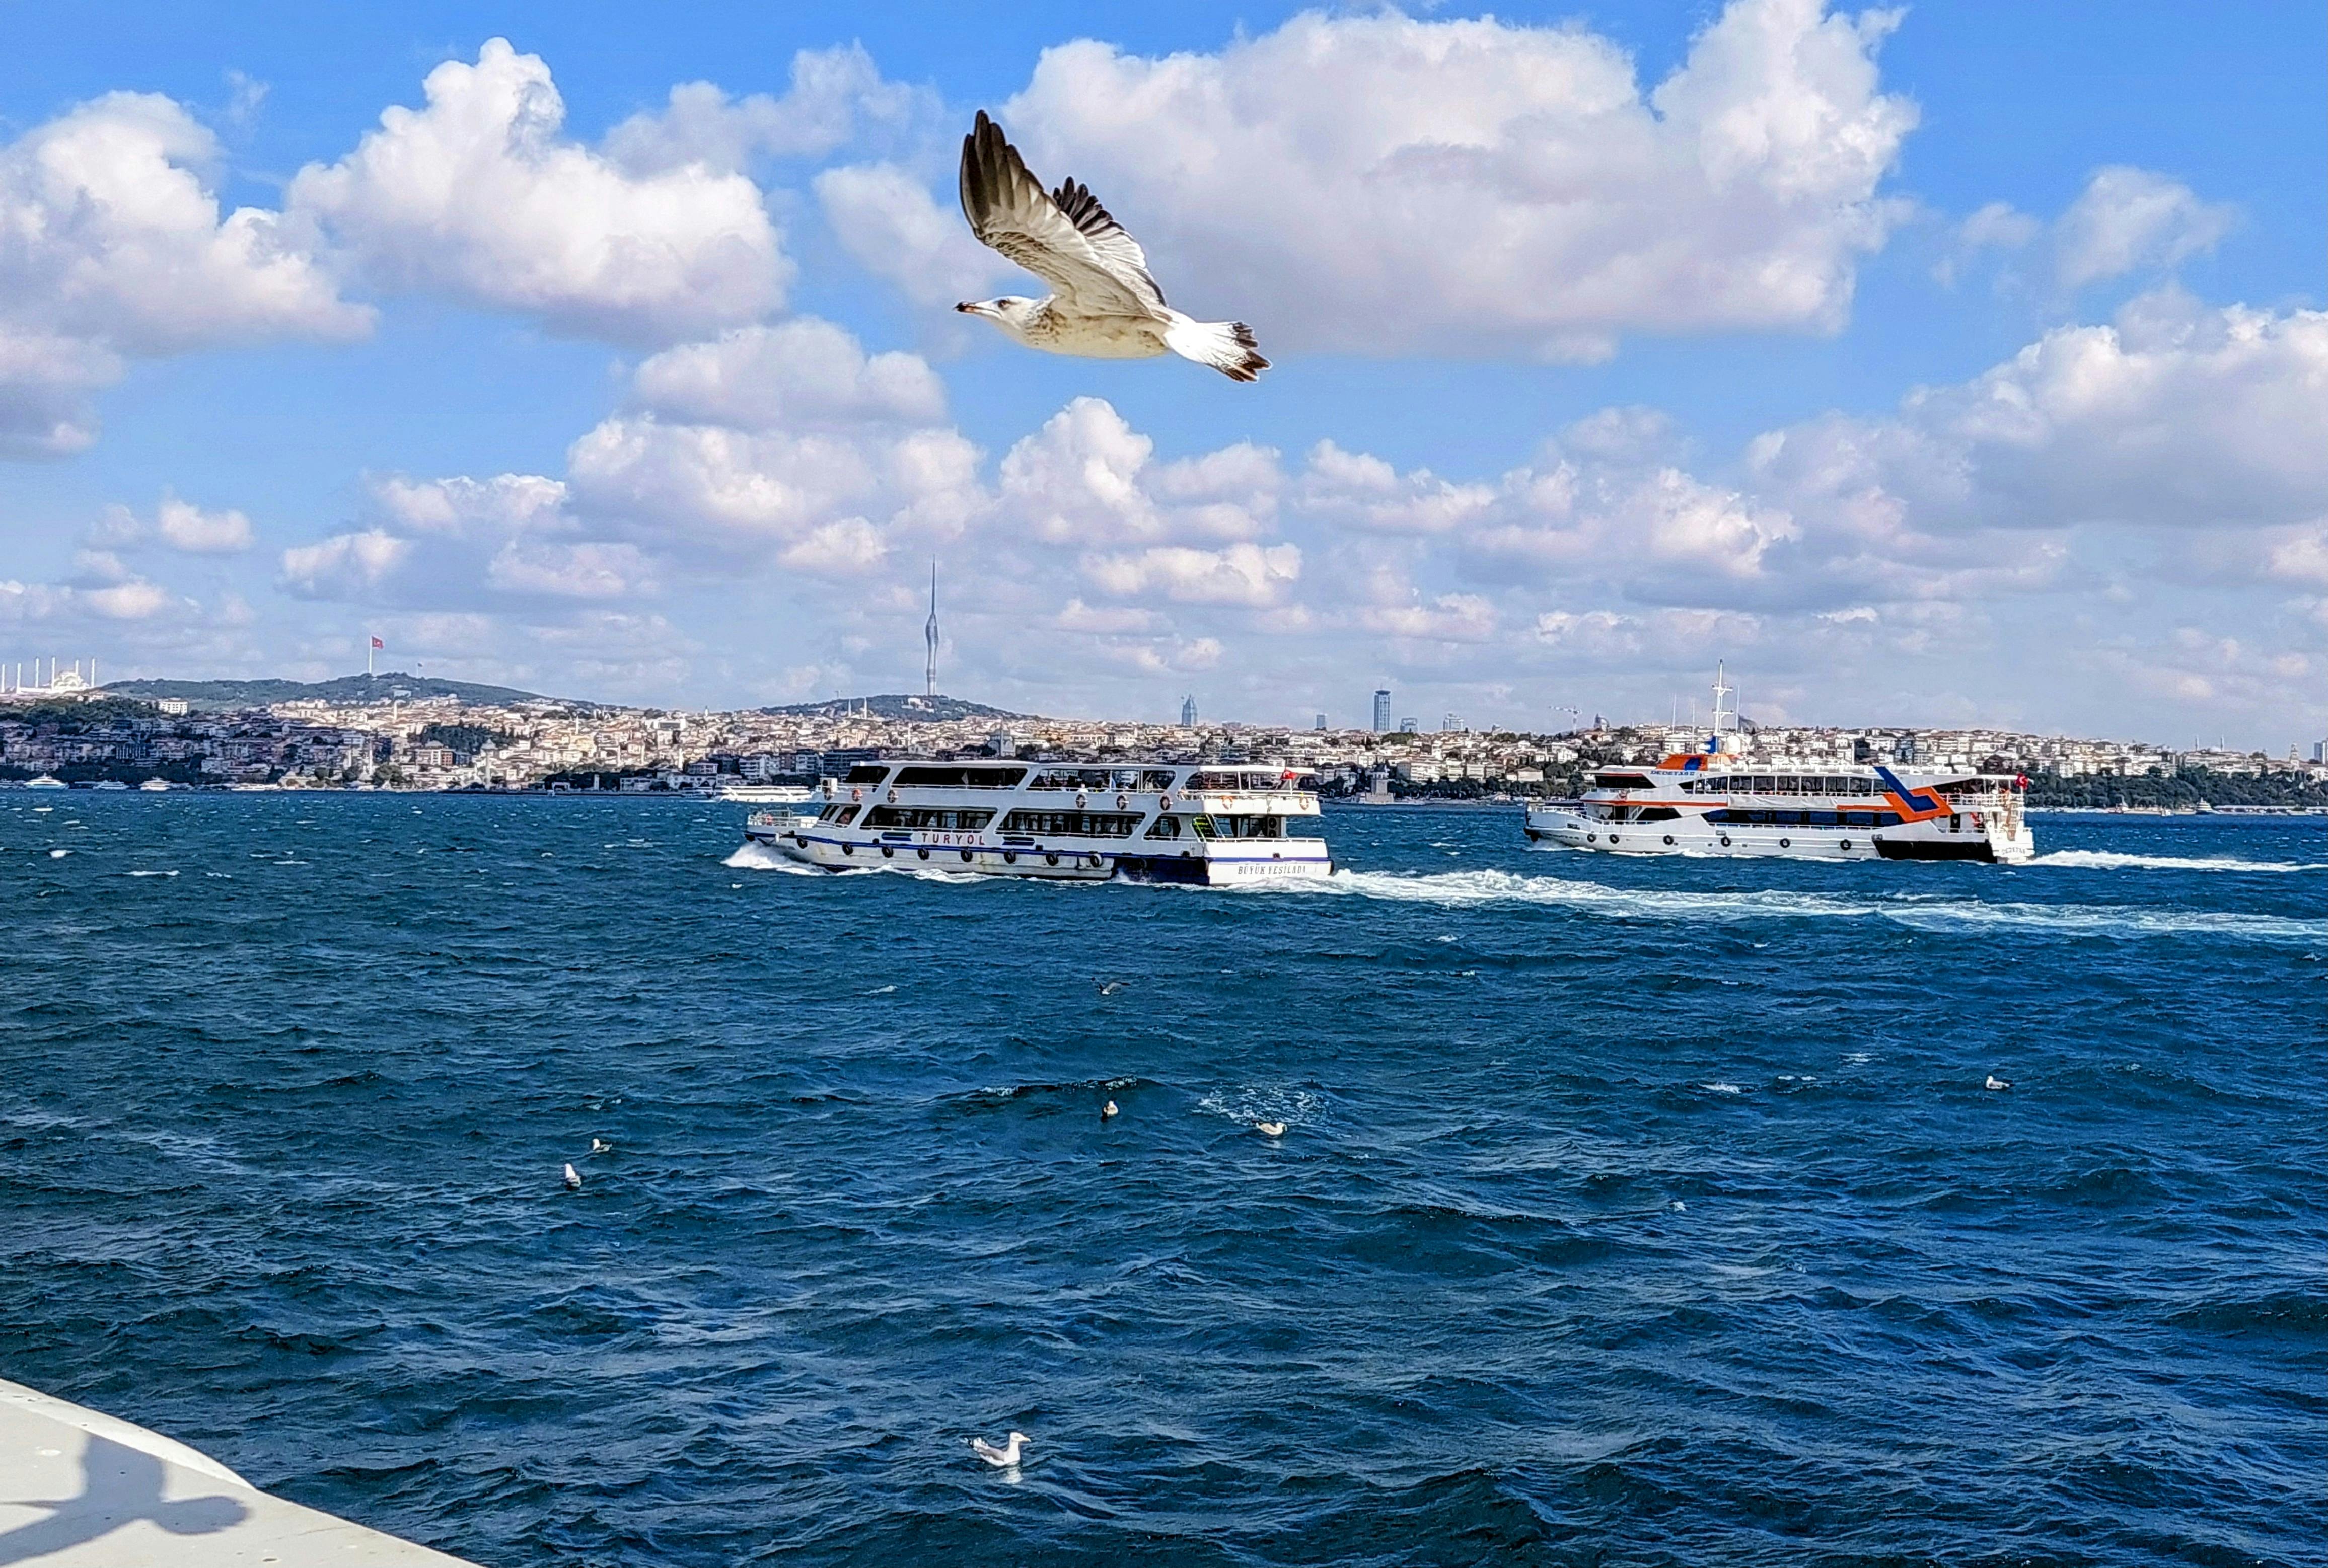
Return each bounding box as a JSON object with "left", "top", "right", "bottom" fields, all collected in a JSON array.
[{"left": 955, "top": 302, "right": 975, "bottom": 314}]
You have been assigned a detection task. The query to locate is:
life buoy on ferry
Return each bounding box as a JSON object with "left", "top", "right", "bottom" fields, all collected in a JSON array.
[
  {"left": 1116, "top": 793, "right": 1129, "bottom": 810},
  {"left": 850, "top": 787, "right": 861, "bottom": 802},
  {"left": 1158, "top": 793, "right": 1173, "bottom": 810},
  {"left": 1075, "top": 792, "right": 1088, "bottom": 809},
  {"left": 886, "top": 789, "right": 898, "bottom": 805},
  {"left": 1779, "top": 837, "right": 1791, "bottom": 849},
  {"left": 1663, "top": 835, "right": 1675, "bottom": 846},
  {"left": 916, "top": 847, "right": 929, "bottom": 860},
  {"left": 1839, "top": 839, "right": 1853, "bottom": 851},
  {"left": 1719, "top": 835, "right": 1731, "bottom": 847}
]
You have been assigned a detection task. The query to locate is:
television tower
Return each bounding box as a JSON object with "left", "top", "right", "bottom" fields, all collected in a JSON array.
[{"left": 923, "top": 560, "right": 939, "bottom": 698}]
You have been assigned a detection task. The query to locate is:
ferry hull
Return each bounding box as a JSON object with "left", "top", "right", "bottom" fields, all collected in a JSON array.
[{"left": 747, "top": 824, "right": 1331, "bottom": 884}]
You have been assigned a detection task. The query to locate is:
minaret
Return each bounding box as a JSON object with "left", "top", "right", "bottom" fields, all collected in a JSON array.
[{"left": 923, "top": 560, "right": 939, "bottom": 698}]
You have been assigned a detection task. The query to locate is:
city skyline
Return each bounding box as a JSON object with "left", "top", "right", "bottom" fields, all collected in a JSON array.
[{"left": 2, "top": 4, "right": 2322, "bottom": 748}]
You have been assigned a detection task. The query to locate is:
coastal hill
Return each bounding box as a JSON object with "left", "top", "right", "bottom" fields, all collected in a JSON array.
[
  {"left": 103, "top": 672, "right": 564, "bottom": 708},
  {"left": 757, "top": 693, "right": 1030, "bottom": 722}
]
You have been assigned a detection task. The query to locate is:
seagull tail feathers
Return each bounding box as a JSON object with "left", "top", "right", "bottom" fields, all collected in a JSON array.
[{"left": 1163, "top": 313, "right": 1270, "bottom": 382}]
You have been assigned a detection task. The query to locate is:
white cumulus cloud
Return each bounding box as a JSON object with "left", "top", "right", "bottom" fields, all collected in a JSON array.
[
  {"left": 966, "top": 0, "right": 1915, "bottom": 358},
  {"left": 0, "top": 92, "right": 367, "bottom": 457},
  {"left": 2054, "top": 166, "right": 2235, "bottom": 289},
  {"left": 286, "top": 39, "right": 789, "bottom": 344}
]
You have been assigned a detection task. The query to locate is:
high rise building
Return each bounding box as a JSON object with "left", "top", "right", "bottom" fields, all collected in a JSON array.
[
  {"left": 1315, "top": 712, "right": 1328, "bottom": 730},
  {"left": 1372, "top": 689, "right": 1391, "bottom": 731},
  {"left": 1181, "top": 694, "right": 1198, "bottom": 727}
]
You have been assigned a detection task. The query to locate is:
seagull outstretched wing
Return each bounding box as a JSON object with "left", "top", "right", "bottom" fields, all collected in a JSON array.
[{"left": 959, "top": 111, "right": 1166, "bottom": 319}]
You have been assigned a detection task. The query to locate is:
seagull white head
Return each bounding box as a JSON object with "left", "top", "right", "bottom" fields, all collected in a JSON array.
[{"left": 956, "top": 297, "right": 1041, "bottom": 337}]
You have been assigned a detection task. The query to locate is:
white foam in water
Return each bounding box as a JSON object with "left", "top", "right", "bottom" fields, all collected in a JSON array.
[
  {"left": 722, "top": 841, "right": 822, "bottom": 874},
  {"left": 2027, "top": 849, "right": 2327, "bottom": 874},
  {"left": 1247, "top": 867, "right": 2325, "bottom": 943}
]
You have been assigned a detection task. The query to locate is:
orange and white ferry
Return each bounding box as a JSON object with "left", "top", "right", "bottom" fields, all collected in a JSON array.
[{"left": 1525, "top": 667, "right": 2033, "bottom": 863}]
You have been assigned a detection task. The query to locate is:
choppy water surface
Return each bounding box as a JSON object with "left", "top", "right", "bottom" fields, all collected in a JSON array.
[{"left": 3, "top": 796, "right": 2321, "bottom": 1566}]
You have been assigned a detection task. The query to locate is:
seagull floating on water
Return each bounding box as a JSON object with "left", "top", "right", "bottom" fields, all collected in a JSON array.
[
  {"left": 1101, "top": 1100, "right": 1120, "bottom": 1120},
  {"left": 970, "top": 1431, "right": 1028, "bottom": 1468},
  {"left": 957, "top": 111, "right": 1268, "bottom": 382},
  {"left": 590, "top": 1138, "right": 612, "bottom": 1155},
  {"left": 1254, "top": 1121, "right": 1287, "bottom": 1138},
  {"left": 1985, "top": 1075, "right": 2013, "bottom": 1091},
  {"left": 1097, "top": 980, "right": 1127, "bottom": 996},
  {"left": 562, "top": 1162, "right": 582, "bottom": 1190}
]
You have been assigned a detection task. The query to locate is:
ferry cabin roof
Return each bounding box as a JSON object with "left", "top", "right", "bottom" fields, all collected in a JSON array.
[{"left": 836, "top": 761, "right": 1314, "bottom": 791}]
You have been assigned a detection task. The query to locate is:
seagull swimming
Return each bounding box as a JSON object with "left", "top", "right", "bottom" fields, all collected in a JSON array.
[
  {"left": 1254, "top": 1121, "right": 1287, "bottom": 1138},
  {"left": 562, "top": 1162, "right": 583, "bottom": 1190},
  {"left": 1101, "top": 1100, "right": 1120, "bottom": 1120},
  {"left": 1985, "top": 1075, "right": 2013, "bottom": 1091},
  {"left": 957, "top": 111, "right": 1269, "bottom": 382},
  {"left": 590, "top": 1138, "right": 612, "bottom": 1155},
  {"left": 970, "top": 1431, "right": 1028, "bottom": 1468},
  {"left": 1097, "top": 980, "right": 1127, "bottom": 996}
]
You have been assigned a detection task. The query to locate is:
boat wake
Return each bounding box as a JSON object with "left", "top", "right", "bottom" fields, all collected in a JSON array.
[
  {"left": 722, "top": 842, "right": 823, "bottom": 874},
  {"left": 2025, "top": 850, "right": 2326, "bottom": 874},
  {"left": 1244, "top": 868, "right": 2325, "bottom": 943}
]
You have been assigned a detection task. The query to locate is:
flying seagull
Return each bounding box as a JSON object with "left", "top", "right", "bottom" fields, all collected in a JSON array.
[{"left": 957, "top": 111, "right": 1269, "bottom": 382}]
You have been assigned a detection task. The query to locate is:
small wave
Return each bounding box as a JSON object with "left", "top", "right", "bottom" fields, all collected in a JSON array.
[
  {"left": 126, "top": 869, "right": 178, "bottom": 878},
  {"left": 1195, "top": 1085, "right": 1323, "bottom": 1128},
  {"left": 866, "top": 984, "right": 897, "bottom": 995},
  {"left": 2027, "top": 849, "right": 2326, "bottom": 874},
  {"left": 47, "top": 848, "right": 68, "bottom": 859},
  {"left": 1700, "top": 1082, "right": 1746, "bottom": 1095},
  {"left": 1245, "top": 868, "right": 2325, "bottom": 943}
]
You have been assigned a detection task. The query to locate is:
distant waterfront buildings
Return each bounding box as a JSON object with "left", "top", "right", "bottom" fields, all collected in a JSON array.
[{"left": 1372, "top": 689, "right": 1391, "bottom": 732}]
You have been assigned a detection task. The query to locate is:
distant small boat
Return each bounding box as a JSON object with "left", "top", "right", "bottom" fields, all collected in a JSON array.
[
  {"left": 718, "top": 782, "right": 813, "bottom": 804},
  {"left": 24, "top": 775, "right": 66, "bottom": 790},
  {"left": 139, "top": 778, "right": 172, "bottom": 792},
  {"left": 93, "top": 779, "right": 129, "bottom": 791}
]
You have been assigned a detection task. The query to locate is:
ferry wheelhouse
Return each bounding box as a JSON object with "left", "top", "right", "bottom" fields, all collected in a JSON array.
[
  {"left": 1524, "top": 665, "right": 2034, "bottom": 863},
  {"left": 745, "top": 760, "right": 1333, "bottom": 883}
]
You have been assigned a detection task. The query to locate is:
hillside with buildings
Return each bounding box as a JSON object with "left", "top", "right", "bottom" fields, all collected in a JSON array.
[{"left": 2, "top": 673, "right": 2323, "bottom": 805}]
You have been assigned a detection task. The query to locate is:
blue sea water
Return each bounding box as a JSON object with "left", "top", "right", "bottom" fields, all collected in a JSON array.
[{"left": 2, "top": 794, "right": 2322, "bottom": 1567}]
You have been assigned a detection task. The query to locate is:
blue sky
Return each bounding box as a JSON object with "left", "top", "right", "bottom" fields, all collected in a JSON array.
[{"left": 3, "top": 1, "right": 2321, "bottom": 745}]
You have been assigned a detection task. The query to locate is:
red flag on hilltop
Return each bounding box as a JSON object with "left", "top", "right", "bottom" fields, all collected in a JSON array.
[{"left": 371, "top": 636, "right": 384, "bottom": 649}]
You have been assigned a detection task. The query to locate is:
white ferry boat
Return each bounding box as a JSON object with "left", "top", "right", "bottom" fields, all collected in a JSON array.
[
  {"left": 717, "top": 782, "right": 813, "bottom": 804},
  {"left": 1525, "top": 667, "right": 2033, "bottom": 863},
  {"left": 745, "top": 759, "right": 1333, "bottom": 883}
]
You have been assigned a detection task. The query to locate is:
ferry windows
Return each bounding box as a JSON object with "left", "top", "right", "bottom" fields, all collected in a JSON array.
[
  {"left": 862, "top": 806, "right": 995, "bottom": 830},
  {"left": 820, "top": 803, "right": 863, "bottom": 825},
  {"left": 1843, "top": 811, "right": 1875, "bottom": 828},
  {"left": 998, "top": 809, "right": 1139, "bottom": 838},
  {"left": 893, "top": 765, "right": 1028, "bottom": 788},
  {"left": 1139, "top": 770, "right": 1178, "bottom": 791},
  {"left": 1144, "top": 815, "right": 1183, "bottom": 840},
  {"left": 1634, "top": 807, "right": 1680, "bottom": 823},
  {"left": 843, "top": 765, "right": 888, "bottom": 784}
]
